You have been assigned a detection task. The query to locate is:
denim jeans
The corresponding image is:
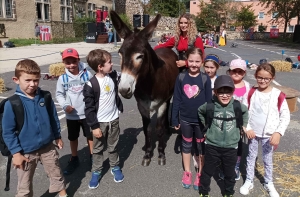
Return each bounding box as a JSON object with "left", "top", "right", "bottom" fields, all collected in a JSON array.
[{"left": 108, "top": 32, "right": 113, "bottom": 43}]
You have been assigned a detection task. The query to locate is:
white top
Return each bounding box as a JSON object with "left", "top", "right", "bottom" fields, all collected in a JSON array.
[
  {"left": 87, "top": 75, "right": 119, "bottom": 122},
  {"left": 248, "top": 91, "right": 271, "bottom": 137},
  {"left": 210, "top": 76, "right": 217, "bottom": 89},
  {"left": 247, "top": 87, "right": 290, "bottom": 137}
]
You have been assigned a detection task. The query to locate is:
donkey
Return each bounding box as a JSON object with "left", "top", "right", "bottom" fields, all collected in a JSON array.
[{"left": 110, "top": 11, "right": 179, "bottom": 166}]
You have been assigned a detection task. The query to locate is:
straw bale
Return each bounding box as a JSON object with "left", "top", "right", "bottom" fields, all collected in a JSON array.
[
  {"left": 269, "top": 61, "right": 292, "bottom": 72},
  {"left": 0, "top": 78, "right": 6, "bottom": 93},
  {"left": 49, "top": 63, "right": 65, "bottom": 77}
]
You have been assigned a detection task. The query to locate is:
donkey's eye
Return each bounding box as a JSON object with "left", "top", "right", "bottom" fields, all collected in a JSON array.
[{"left": 137, "top": 55, "right": 144, "bottom": 59}]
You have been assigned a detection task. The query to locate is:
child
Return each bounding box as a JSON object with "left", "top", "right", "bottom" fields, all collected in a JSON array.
[
  {"left": 83, "top": 49, "right": 124, "bottom": 189},
  {"left": 56, "top": 48, "right": 93, "bottom": 175},
  {"left": 240, "top": 63, "right": 290, "bottom": 197},
  {"left": 203, "top": 54, "right": 220, "bottom": 89},
  {"left": 198, "top": 75, "right": 248, "bottom": 197},
  {"left": 2, "top": 59, "right": 67, "bottom": 197},
  {"left": 172, "top": 47, "right": 212, "bottom": 190},
  {"left": 220, "top": 59, "right": 251, "bottom": 181}
]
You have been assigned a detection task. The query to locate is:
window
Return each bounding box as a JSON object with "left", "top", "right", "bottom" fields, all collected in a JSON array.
[
  {"left": 88, "top": 3, "right": 95, "bottom": 18},
  {"left": 288, "top": 25, "right": 294, "bottom": 32},
  {"left": 193, "top": 2, "right": 196, "bottom": 4},
  {"left": 36, "top": 0, "right": 50, "bottom": 21},
  {"left": 61, "top": 0, "right": 72, "bottom": 22},
  {"left": 272, "top": 12, "right": 278, "bottom": 19},
  {"left": 271, "top": 25, "right": 277, "bottom": 29},
  {"left": 258, "top": 12, "right": 264, "bottom": 19},
  {"left": 0, "top": 0, "right": 13, "bottom": 18}
]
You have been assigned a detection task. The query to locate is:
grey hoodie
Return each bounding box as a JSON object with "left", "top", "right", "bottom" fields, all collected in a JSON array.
[{"left": 56, "top": 62, "right": 93, "bottom": 120}]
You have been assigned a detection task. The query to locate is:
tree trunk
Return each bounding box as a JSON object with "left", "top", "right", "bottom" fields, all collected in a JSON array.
[{"left": 283, "top": 19, "right": 288, "bottom": 38}]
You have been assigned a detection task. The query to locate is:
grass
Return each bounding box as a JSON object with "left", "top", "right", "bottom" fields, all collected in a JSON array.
[{"left": 8, "top": 37, "right": 84, "bottom": 47}]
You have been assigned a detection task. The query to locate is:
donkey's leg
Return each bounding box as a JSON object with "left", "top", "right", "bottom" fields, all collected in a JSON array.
[{"left": 156, "top": 102, "right": 168, "bottom": 166}]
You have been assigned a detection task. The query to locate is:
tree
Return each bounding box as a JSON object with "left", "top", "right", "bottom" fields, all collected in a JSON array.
[
  {"left": 259, "top": 0, "right": 295, "bottom": 37},
  {"left": 235, "top": 5, "right": 257, "bottom": 31},
  {"left": 291, "top": 0, "right": 300, "bottom": 24},
  {"left": 147, "top": 0, "right": 186, "bottom": 17}
]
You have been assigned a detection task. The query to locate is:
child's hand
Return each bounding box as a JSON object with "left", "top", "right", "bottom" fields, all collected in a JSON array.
[
  {"left": 55, "top": 139, "right": 64, "bottom": 149},
  {"left": 246, "top": 129, "right": 256, "bottom": 139},
  {"left": 270, "top": 132, "right": 281, "bottom": 146},
  {"left": 176, "top": 60, "right": 186, "bottom": 67},
  {"left": 174, "top": 124, "right": 180, "bottom": 130},
  {"left": 93, "top": 128, "right": 103, "bottom": 138},
  {"left": 13, "top": 153, "right": 30, "bottom": 170},
  {"left": 65, "top": 106, "right": 74, "bottom": 114}
]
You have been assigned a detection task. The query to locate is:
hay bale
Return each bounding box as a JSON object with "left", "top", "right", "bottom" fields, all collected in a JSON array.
[
  {"left": 270, "top": 60, "right": 292, "bottom": 72},
  {"left": 0, "top": 78, "right": 6, "bottom": 93},
  {"left": 49, "top": 63, "right": 65, "bottom": 77}
]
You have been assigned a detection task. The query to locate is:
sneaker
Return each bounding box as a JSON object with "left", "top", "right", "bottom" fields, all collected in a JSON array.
[
  {"left": 182, "top": 171, "right": 192, "bottom": 189},
  {"left": 63, "top": 156, "right": 79, "bottom": 175},
  {"left": 235, "top": 166, "right": 240, "bottom": 181},
  {"left": 111, "top": 166, "right": 124, "bottom": 183},
  {"left": 219, "top": 171, "right": 224, "bottom": 180},
  {"left": 264, "top": 182, "right": 279, "bottom": 197},
  {"left": 223, "top": 195, "right": 233, "bottom": 197},
  {"left": 199, "top": 194, "right": 210, "bottom": 197},
  {"left": 193, "top": 173, "right": 201, "bottom": 190},
  {"left": 240, "top": 179, "right": 254, "bottom": 195},
  {"left": 88, "top": 171, "right": 101, "bottom": 189}
]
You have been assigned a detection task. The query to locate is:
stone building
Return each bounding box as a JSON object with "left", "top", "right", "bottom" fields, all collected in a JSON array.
[{"left": 0, "top": 0, "right": 112, "bottom": 39}]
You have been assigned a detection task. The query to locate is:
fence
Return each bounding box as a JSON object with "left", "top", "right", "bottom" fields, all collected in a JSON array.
[{"left": 227, "top": 31, "right": 294, "bottom": 40}]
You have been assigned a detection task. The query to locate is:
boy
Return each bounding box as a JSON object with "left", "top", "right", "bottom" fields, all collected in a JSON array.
[
  {"left": 83, "top": 49, "right": 124, "bottom": 189},
  {"left": 2, "top": 59, "right": 67, "bottom": 197},
  {"left": 56, "top": 48, "right": 93, "bottom": 175},
  {"left": 198, "top": 75, "right": 248, "bottom": 197}
]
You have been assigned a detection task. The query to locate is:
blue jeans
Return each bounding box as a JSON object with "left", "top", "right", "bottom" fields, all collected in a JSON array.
[{"left": 108, "top": 32, "right": 113, "bottom": 43}]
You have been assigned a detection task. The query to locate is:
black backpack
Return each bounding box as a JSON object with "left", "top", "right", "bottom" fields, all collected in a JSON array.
[
  {"left": 0, "top": 91, "right": 52, "bottom": 191},
  {"left": 203, "top": 100, "right": 247, "bottom": 144}
]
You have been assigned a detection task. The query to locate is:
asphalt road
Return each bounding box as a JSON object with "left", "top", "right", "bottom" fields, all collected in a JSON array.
[{"left": 0, "top": 39, "right": 299, "bottom": 197}]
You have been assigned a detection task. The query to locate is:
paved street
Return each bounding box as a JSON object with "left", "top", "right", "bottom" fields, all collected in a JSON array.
[{"left": 0, "top": 39, "right": 299, "bottom": 197}]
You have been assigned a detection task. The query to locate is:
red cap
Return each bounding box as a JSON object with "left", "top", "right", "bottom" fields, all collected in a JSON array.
[{"left": 62, "top": 48, "right": 79, "bottom": 59}]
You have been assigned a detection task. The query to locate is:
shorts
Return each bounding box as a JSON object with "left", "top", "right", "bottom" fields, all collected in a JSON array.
[
  {"left": 66, "top": 119, "right": 92, "bottom": 141},
  {"left": 35, "top": 32, "right": 40, "bottom": 37}
]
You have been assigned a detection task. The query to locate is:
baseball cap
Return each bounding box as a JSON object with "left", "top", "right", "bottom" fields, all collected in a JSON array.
[
  {"left": 214, "top": 75, "right": 235, "bottom": 90},
  {"left": 204, "top": 54, "right": 220, "bottom": 68},
  {"left": 229, "top": 59, "right": 246, "bottom": 71},
  {"left": 62, "top": 48, "right": 79, "bottom": 59}
]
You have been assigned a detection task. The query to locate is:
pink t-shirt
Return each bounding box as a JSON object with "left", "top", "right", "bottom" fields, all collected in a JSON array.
[{"left": 233, "top": 86, "right": 246, "bottom": 103}]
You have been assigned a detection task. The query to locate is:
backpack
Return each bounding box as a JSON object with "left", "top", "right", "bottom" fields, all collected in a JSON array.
[
  {"left": 0, "top": 90, "right": 52, "bottom": 191},
  {"left": 247, "top": 87, "right": 285, "bottom": 111},
  {"left": 62, "top": 69, "right": 89, "bottom": 91},
  {"left": 178, "top": 71, "right": 207, "bottom": 85},
  {"left": 203, "top": 100, "right": 247, "bottom": 143}
]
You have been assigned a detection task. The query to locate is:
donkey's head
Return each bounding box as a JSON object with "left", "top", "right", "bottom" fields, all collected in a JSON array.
[{"left": 110, "top": 11, "right": 161, "bottom": 99}]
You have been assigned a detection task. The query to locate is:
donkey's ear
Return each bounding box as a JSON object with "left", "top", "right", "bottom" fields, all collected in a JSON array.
[
  {"left": 110, "top": 11, "right": 132, "bottom": 39},
  {"left": 140, "top": 14, "right": 161, "bottom": 40}
]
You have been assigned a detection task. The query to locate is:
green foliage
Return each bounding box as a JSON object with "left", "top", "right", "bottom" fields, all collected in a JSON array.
[
  {"left": 235, "top": 5, "right": 257, "bottom": 31},
  {"left": 148, "top": 0, "right": 186, "bottom": 17},
  {"left": 258, "top": 23, "right": 266, "bottom": 32},
  {"left": 118, "top": 13, "right": 133, "bottom": 30},
  {"left": 73, "top": 17, "right": 96, "bottom": 23},
  {"left": 8, "top": 37, "right": 83, "bottom": 47}
]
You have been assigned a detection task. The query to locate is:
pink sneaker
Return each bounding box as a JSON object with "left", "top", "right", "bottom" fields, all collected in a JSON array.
[
  {"left": 193, "top": 173, "right": 201, "bottom": 190},
  {"left": 182, "top": 171, "right": 192, "bottom": 189}
]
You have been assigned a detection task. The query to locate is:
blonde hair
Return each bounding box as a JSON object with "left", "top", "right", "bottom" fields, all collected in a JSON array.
[
  {"left": 15, "top": 59, "right": 41, "bottom": 78},
  {"left": 174, "top": 13, "right": 197, "bottom": 46}
]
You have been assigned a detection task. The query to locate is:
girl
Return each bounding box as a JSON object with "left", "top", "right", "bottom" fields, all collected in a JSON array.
[
  {"left": 222, "top": 59, "right": 250, "bottom": 181},
  {"left": 240, "top": 63, "right": 290, "bottom": 197},
  {"left": 203, "top": 54, "right": 220, "bottom": 89},
  {"left": 154, "top": 13, "right": 205, "bottom": 70},
  {"left": 171, "top": 47, "right": 212, "bottom": 190}
]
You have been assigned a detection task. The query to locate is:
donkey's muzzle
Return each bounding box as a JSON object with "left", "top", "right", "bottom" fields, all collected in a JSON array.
[{"left": 119, "top": 88, "right": 133, "bottom": 99}]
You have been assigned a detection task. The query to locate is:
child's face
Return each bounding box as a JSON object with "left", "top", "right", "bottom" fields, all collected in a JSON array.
[
  {"left": 63, "top": 57, "right": 79, "bottom": 74},
  {"left": 99, "top": 58, "right": 113, "bottom": 74},
  {"left": 255, "top": 69, "right": 273, "bottom": 89},
  {"left": 204, "top": 61, "right": 217, "bottom": 78},
  {"left": 229, "top": 68, "right": 245, "bottom": 83},
  {"left": 187, "top": 53, "right": 202, "bottom": 74},
  {"left": 214, "top": 87, "right": 234, "bottom": 105},
  {"left": 13, "top": 72, "right": 40, "bottom": 98}
]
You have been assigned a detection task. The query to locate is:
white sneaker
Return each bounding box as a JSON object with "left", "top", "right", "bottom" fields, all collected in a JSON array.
[
  {"left": 264, "top": 182, "right": 279, "bottom": 197},
  {"left": 240, "top": 179, "right": 254, "bottom": 195}
]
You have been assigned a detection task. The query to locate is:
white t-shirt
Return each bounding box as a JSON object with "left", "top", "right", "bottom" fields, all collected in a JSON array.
[
  {"left": 89, "top": 75, "right": 119, "bottom": 122},
  {"left": 248, "top": 91, "right": 272, "bottom": 137}
]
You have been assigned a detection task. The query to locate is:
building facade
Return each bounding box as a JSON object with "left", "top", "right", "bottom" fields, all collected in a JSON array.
[
  {"left": 0, "top": 0, "right": 112, "bottom": 39},
  {"left": 190, "top": 0, "right": 298, "bottom": 32}
]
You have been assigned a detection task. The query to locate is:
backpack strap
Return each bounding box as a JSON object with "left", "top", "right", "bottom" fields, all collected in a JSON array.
[
  {"left": 90, "top": 76, "right": 100, "bottom": 112},
  {"left": 40, "top": 90, "right": 52, "bottom": 116},
  {"left": 62, "top": 73, "right": 68, "bottom": 91},
  {"left": 8, "top": 95, "right": 24, "bottom": 134},
  {"left": 81, "top": 68, "right": 89, "bottom": 82},
  {"left": 247, "top": 87, "right": 257, "bottom": 109},
  {"left": 4, "top": 155, "right": 12, "bottom": 191},
  {"left": 277, "top": 92, "right": 286, "bottom": 111},
  {"left": 233, "top": 100, "right": 243, "bottom": 128},
  {"left": 178, "top": 72, "right": 186, "bottom": 83},
  {"left": 200, "top": 72, "right": 207, "bottom": 88},
  {"left": 205, "top": 102, "right": 215, "bottom": 130}
]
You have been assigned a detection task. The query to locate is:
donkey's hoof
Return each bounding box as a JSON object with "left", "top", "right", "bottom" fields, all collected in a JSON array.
[
  {"left": 141, "top": 158, "right": 151, "bottom": 166},
  {"left": 158, "top": 157, "right": 166, "bottom": 165}
]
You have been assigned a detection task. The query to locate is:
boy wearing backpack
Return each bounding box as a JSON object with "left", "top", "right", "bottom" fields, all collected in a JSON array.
[
  {"left": 83, "top": 49, "right": 124, "bottom": 189},
  {"left": 2, "top": 59, "right": 67, "bottom": 197},
  {"left": 198, "top": 75, "right": 248, "bottom": 197},
  {"left": 56, "top": 48, "right": 93, "bottom": 175}
]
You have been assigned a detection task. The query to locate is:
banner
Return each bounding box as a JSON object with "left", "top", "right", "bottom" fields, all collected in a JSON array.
[
  {"left": 270, "top": 28, "right": 279, "bottom": 38},
  {"left": 39, "top": 25, "right": 51, "bottom": 41}
]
